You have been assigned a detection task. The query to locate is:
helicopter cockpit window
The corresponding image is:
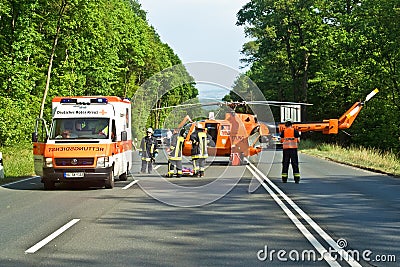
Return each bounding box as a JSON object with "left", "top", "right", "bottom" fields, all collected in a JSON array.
[
  {"left": 220, "top": 125, "right": 230, "bottom": 136},
  {"left": 205, "top": 123, "right": 218, "bottom": 145},
  {"left": 182, "top": 123, "right": 192, "bottom": 138}
]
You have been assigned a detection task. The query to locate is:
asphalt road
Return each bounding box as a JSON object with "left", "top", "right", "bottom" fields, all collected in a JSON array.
[{"left": 0, "top": 149, "right": 399, "bottom": 267}]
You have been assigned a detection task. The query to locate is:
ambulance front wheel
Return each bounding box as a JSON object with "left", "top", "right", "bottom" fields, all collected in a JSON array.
[
  {"left": 105, "top": 170, "right": 114, "bottom": 189},
  {"left": 119, "top": 165, "right": 129, "bottom": 181},
  {"left": 43, "top": 179, "right": 55, "bottom": 190},
  {"left": 119, "top": 172, "right": 127, "bottom": 181}
]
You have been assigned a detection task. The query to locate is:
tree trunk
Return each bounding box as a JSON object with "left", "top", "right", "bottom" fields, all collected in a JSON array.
[
  {"left": 285, "top": 29, "right": 297, "bottom": 102},
  {"left": 39, "top": 0, "right": 67, "bottom": 119}
]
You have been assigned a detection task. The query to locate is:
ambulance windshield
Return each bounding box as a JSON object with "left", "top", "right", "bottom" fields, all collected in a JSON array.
[{"left": 51, "top": 118, "right": 110, "bottom": 139}]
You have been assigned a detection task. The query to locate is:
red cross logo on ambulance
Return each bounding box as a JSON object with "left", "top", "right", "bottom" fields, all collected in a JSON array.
[{"left": 100, "top": 109, "right": 107, "bottom": 115}]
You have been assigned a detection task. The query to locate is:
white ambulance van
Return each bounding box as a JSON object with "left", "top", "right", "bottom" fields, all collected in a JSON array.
[{"left": 32, "top": 96, "right": 132, "bottom": 190}]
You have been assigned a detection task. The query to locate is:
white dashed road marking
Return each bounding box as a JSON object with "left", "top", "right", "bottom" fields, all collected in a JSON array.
[
  {"left": 25, "top": 219, "right": 80, "bottom": 254},
  {"left": 122, "top": 180, "right": 138, "bottom": 190}
]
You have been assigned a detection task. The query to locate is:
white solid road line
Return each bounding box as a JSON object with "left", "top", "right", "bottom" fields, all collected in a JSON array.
[
  {"left": 248, "top": 163, "right": 361, "bottom": 266},
  {"left": 246, "top": 162, "right": 362, "bottom": 267},
  {"left": 154, "top": 165, "right": 160, "bottom": 170},
  {"left": 1, "top": 176, "right": 39, "bottom": 187},
  {"left": 122, "top": 180, "right": 138, "bottom": 190},
  {"left": 25, "top": 219, "right": 80, "bottom": 254},
  {"left": 246, "top": 165, "right": 340, "bottom": 267}
]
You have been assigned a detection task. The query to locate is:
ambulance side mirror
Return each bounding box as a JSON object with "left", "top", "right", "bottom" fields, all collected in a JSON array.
[
  {"left": 32, "top": 132, "right": 38, "bottom": 142},
  {"left": 121, "top": 131, "right": 127, "bottom": 141}
]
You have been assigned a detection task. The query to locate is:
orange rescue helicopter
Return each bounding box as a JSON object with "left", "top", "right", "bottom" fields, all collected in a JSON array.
[{"left": 154, "top": 89, "right": 378, "bottom": 164}]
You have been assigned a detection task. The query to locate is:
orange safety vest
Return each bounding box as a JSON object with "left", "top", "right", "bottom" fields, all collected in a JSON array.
[{"left": 282, "top": 128, "right": 299, "bottom": 149}]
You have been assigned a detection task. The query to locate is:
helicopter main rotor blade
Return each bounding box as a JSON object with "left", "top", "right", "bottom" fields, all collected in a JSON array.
[
  {"left": 246, "top": 101, "right": 313, "bottom": 106},
  {"left": 151, "top": 101, "right": 223, "bottom": 111},
  {"left": 151, "top": 99, "right": 313, "bottom": 111}
]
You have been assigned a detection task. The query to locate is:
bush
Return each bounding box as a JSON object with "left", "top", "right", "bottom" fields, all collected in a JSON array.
[{"left": 0, "top": 96, "right": 41, "bottom": 146}]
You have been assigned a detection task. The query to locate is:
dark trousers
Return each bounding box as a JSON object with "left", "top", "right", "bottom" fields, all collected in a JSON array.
[
  {"left": 192, "top": 158, "right": 205, "bottom": 173},
  {"left": 168, "top": 159, "right": 182, "bottom": 175},
  {"left": 141, "top": 159, "right": 153, "bottom": 173},
  {"left": 282, "top": 148, "right": 300, "bottom": 180}
]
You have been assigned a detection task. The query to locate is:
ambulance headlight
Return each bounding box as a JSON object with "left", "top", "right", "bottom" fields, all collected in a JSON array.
[
  {"left": 96, "top": 156, "right": 110, "bottom": 167},
  {"left": 45, "top": 158, "right": 53, "bottom": 168}
]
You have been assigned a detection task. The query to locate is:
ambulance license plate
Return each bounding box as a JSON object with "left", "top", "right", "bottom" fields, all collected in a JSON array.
[{"left": 64, "top": 172, "right": 84, "bottom": 178}]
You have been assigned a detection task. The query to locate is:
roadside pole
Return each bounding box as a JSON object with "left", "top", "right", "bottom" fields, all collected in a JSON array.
[{"left": 0, "top": 152, "right": 4, "bottom": 179}]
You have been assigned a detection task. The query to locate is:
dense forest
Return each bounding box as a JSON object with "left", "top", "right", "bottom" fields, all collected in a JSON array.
[
  {"left": 229, "top": 0, "right": 399, "bottom": 154},
  {"left": 0, "top": 0, "right": 197, "bottom": 146},
  {"left": 0, "top": 0, "right": 398, "bottom": 155}
]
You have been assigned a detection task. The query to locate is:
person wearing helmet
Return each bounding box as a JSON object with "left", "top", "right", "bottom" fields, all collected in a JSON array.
[
  {"left": 280, "top": 119, "right": 301, "bottom": 183},
  {"left": 140, "top": 127, "right": 158, "bottom": 174},
  {"left": 166, "top": 128, "right": 185, "bottom": 178},
  {"left": 189, "top": 122, "right": 208, "bottom": 177}
]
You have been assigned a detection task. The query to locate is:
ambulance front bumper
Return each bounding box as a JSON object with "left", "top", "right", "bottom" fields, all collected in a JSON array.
[{"left": 42, "top": 167, "right": 112, "bottom": 183}]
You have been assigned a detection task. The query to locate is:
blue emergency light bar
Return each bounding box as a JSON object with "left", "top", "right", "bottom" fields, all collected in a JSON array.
[
  {"left": 90, "top": 98, "right": 108, "bottom": 104},
  {"left": 60, "top": 98, "right": 77, "bottom": 104},
  {"left": 60, "top": 98, "right": 108, "bottom": 104}
]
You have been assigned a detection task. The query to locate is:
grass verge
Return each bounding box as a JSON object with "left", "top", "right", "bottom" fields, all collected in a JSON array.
[
  {"left": 300, "top": 140, "right": 400, "bottom": 177},
  {"left": 0, "top": 145, "right": 35, "bottom": 186}
]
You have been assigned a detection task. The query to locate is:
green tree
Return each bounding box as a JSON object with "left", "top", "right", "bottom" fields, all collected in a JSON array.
[
  {"left": 237, "top": 0, "right": 321, "bottom": 103},
  {"left": 0, "top": 0, "right": 198, "bottom": 145},
  {"left": 236, "top": 0, "right": 400, "bottom": 153}
]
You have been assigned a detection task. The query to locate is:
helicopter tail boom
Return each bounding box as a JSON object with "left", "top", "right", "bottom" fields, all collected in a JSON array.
[{"left": 279, "top": 89, "right": 378, "bottom": 134}]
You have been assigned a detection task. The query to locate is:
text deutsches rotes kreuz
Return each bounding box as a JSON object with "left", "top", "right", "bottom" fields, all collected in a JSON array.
[{"left": 56, "top": 110, "right": 102, "bottom": 115}]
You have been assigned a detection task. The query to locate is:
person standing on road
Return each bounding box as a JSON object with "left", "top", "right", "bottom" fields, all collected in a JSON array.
[
  {"left": 166, "top": 128, "right": 185, "bottom": 178},
  {"left": 280, "top": 119, "right": 301, "bottom": 183},
  {"left": 190, "top": 123, "right": 208, "bottom": 177},
  {"left": 166, "top": 128, "right": 173, "bottom": 146},
  {"left": 140, "top": 128, "right": 158, "bottom": 174}
]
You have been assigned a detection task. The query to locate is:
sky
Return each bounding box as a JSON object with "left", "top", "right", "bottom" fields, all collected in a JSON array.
[{"left": 139, "top": 0, "right": 250, "bottom": 100}]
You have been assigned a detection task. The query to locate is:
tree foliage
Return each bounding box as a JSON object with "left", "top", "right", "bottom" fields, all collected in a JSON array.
[
  {"left": 236, "top": 0, "right": 400, "bottom": 154},
  {"left": 0, "top": 0, "right": 197, "bottom": 146}
]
